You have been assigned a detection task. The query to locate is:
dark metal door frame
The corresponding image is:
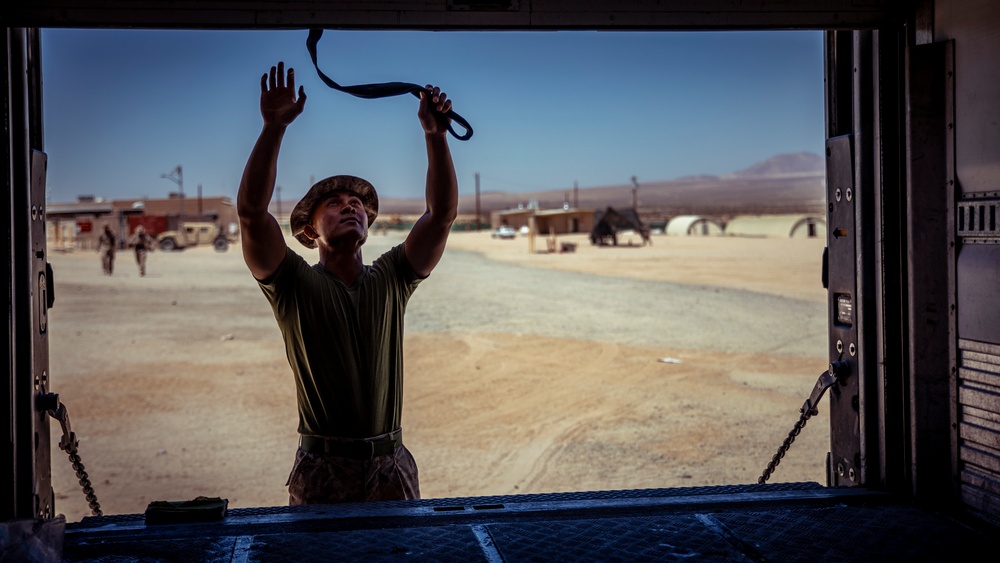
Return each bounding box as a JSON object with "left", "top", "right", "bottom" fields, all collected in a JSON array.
[
  {"left": 5, "top": 27, "right": 51, "bottom": 522},
  {"left": 9, "top": 0, "right": 961, "bottom": 522}
]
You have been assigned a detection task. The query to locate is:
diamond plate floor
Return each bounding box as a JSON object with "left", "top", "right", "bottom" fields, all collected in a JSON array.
[{"left": 62, "top": 482, "right": 994, "bottom": 562}]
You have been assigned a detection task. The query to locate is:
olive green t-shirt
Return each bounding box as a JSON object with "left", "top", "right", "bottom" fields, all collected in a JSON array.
[{"left": 258, "top": 244, "right": 422, "bottom": 438}]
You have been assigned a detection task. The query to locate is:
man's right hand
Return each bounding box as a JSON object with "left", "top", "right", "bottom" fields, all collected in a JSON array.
[{"left": 260, "top": 61, "right": 306, "bottom": 126}]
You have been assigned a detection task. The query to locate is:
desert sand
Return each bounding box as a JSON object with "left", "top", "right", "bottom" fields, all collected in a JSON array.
[{"left": 46, "top": 229, "right": 831, "bottom": 522}]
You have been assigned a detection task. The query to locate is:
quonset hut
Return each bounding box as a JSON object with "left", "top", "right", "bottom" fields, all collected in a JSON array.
[
  {"left": 665, "top": 215, "right": 724, "bottom": 236},
  {"left": 724, "top": 214, "right": 826, "bottom": 238}
]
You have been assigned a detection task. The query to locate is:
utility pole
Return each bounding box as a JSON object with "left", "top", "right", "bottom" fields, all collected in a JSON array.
[
  {"left": 197, "top": 183, "right": 203, "bottom": 216},
  {"left": 160, "top": 165, "right": 184, "bottom": 218},
  {"left": 475, "top": 172, "right": 481, "bottom": 231},
  {"left": 631, "top": 175, "right": 639, "bottom": 210},
  {"left": 574, "top": 180, "right": 579, "bottom": 208}
]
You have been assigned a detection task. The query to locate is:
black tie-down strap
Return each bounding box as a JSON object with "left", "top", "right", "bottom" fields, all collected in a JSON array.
[{"left": 306, "top": 29, "right": 473, "bottom": 141}]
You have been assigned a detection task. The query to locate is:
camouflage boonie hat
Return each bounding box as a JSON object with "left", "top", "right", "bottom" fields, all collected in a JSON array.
[{"left": 289, "top": 175, "right": 379, "bottom": 249}]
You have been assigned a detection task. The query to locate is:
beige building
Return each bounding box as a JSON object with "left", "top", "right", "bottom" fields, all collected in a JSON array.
[
  {"left": 490, "top": 207, "right": 594, "bottom": 235},
  {"left": 47, "top": 195, "right": 238, "bottom": 250}
]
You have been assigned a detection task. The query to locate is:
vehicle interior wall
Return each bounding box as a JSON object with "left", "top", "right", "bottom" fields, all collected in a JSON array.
[{"left": 932, "top": 0, "right": 1000, "bottom": 522}]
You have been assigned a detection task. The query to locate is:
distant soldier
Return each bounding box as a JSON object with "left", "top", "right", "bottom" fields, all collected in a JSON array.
[
  {"left": 129, "top": 225, "right": 155, "bottom": 276},
  {"left": 97, "top": 224, "right": 117, "bottom": 275}
]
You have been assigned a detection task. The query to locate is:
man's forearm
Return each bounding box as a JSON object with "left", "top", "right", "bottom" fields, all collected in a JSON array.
[
  {"left": 423, "top": 133, "right": 458, "bottom": 225},
  {"left": 237, "top": 124, "right": 287, "bottom": 219}
]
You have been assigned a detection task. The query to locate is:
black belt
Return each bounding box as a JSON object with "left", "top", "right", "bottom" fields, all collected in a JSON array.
[
  {"left": 306, "top": 29, "right": 473, "bottom": 141},
  {"left": 299, "top": 430, "right": 402, "bottom": 460}
]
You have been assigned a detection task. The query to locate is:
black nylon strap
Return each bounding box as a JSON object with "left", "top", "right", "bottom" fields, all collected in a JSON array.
[{"left": 306, "top": 29, "right": 473, "bottom": 141}]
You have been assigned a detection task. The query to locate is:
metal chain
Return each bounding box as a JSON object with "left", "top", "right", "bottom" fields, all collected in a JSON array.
[
  {"left": 758, "top": 410, "right": 812, "bottom": 484},
  {"left": 45, "top": 395, "right": 103, "bottom": 517},
  {"left": 61, "top": 440, "right": 103, "bottom": 516},
  {"left": 758, "top": 366, "right": 844, "bottom": 484}
]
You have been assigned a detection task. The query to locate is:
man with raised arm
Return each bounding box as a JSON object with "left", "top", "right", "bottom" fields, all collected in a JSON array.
[{"left": 237, "top": 61, "right": 458, "bottom": 504}]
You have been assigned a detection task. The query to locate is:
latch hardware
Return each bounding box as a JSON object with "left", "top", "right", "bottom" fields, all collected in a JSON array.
[
  {"left": 40, "top": 393, "right": 102, "bottom": 516},
  {"left": 758, "top": 361, "right": 850, "bottom": 483}
]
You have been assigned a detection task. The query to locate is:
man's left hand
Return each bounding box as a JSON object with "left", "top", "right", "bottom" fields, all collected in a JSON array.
[{"left": 418, "top": 85, "right": 452, "bottom": 136}]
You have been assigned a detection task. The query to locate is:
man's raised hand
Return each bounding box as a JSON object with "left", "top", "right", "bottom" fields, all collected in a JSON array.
[
  {"left": 260, "top": 61, "right": 306, "bottom": 126},
  {"left": 418, "top": 85, "right": 452, "bottom": 137}
]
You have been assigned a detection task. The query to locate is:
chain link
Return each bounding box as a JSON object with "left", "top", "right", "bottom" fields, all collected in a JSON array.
[
  {"left": 758, "top": 367, "right": 841, "bottom": 484},
  {"left": 62, "top": 441, "right": 103, "bottom": 516},
  {"left": 758, "top": 410, "right": 812, "bottom": 484},
  {"left": 45, "top": 395, "right": 103, "bottom": 517}
]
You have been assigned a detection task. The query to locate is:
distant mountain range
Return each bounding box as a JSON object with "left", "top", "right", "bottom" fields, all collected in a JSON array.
[{"left": 274, "top": 152, "right": 826, "bottom": 218}]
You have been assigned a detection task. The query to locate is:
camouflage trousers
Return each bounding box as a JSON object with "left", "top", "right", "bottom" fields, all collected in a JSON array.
[
  {"left": 101, "top": 248, "right": 115, "bottom": 275},
  {"left": 286, "top": 443, "right": 420, "bottom": 505},
  {"left": 135, "top": 249, "right": 148, "bottom": 276}
]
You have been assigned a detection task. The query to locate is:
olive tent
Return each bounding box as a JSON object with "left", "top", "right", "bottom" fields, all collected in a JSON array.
[{"left": 590, "top": 207, "right": 650, "bottom": 246}]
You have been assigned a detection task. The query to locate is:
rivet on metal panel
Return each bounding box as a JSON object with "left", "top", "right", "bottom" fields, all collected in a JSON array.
[
  {"left": 837, "top": 340, "right": 844, "bottom": 353},
  {"left": 849, "top": 467, "right": 856, "bottom": 481},
  {"left": 836, "top": 188, "right": 842, "bottom": 202},
  {"left": 849, "top": 343, "right": 857, "bottom": 356},
  {"left": 837, "top": 462, "right": 845, "bottom": 476},
  {"left": 846, "top": 188, "right": 853, "bottom": 201}
]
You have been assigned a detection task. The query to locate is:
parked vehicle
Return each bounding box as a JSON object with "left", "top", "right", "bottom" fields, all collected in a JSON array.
[
  {"left": 491, "top": 225, "right": 517, "bottom": 239},
  {"left": 156, "top": 221, "right": 235, "bottom": 252}
]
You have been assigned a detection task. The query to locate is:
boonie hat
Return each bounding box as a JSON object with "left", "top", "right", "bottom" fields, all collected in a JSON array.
[{"left": 290, "top": 175, "right": 379, "bottom": 249}]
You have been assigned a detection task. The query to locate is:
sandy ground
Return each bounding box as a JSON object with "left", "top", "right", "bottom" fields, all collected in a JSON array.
[{"left": 47, "top": 229, "right": 831, "bottom": 522}]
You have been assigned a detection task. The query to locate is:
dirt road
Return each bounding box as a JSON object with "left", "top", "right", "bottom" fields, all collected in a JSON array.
[{"left": 46, "top": 230, "right": 830, "bottom": 521}]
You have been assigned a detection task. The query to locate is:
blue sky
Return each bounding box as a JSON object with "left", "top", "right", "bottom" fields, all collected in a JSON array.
[{"left": 41, "top": 29, "right": 824, "bottom": 204}]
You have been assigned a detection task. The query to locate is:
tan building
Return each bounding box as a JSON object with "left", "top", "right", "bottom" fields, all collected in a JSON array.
[
  {"left": 490, "top": 207, "right": 594, "bottom": 235},
  {"left": 47, "top": 194, "right": 238, "bottom": 250},
  {"left": 529, "top": 208, "right": 595, "bottom": 236},
  {"left": 490, "top": 208, "right": 535, "bottom": 231}
]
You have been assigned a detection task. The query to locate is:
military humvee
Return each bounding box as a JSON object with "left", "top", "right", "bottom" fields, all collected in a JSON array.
[{"left": 156, "top": 221, "right": 234, "bottom": 252}]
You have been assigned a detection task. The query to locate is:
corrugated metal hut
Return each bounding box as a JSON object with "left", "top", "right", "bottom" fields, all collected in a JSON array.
[
  {"left": 665, "top": 215, "right": 724, "bottom": 236},
  {"left": 725, "top": 214, "right": 826, "bottom": 238}
]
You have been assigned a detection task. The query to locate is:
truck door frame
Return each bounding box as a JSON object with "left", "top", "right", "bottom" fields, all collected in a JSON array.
[{"left": 4, "top": 0, "right": 968, "bottom": 521}]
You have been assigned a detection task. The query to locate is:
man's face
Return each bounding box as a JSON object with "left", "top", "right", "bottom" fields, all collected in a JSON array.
[{"left": 310, "top": 191, "right": 369, "bottom": 246}]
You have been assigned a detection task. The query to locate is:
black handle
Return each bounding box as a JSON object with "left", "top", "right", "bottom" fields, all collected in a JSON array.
[{"left": 306, "top": 29, "right": 473, "bottom": 141}]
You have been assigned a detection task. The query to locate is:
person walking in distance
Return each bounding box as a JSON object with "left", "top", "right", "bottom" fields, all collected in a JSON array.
[
  {"left": 97, "top": 223, "right": 117, "bottom": 275},
  {"left": 129, "top": 225, "right": 155, "bottom": 276},
  {"left": 237, "top": 62, "right": 458, "bottom": 504}
]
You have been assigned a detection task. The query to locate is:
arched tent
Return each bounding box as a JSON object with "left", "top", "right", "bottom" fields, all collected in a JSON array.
[
  {"left": 665, "top": 215, "right": 724, "bottom": 236},
  {"left": 725, "top": 214, "right": 826, "bottom": 238},
  {"left": 789, "top": 216, "right": 827, "bottom": 238}
]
